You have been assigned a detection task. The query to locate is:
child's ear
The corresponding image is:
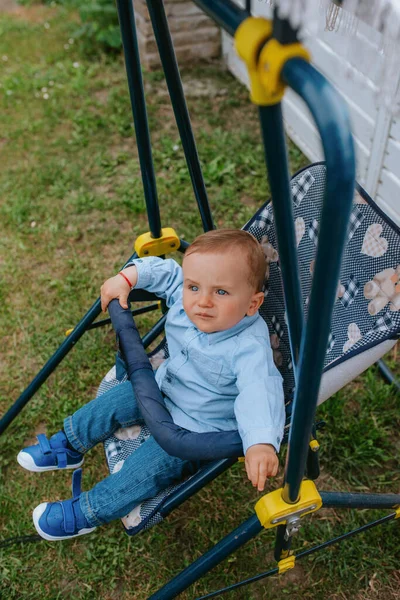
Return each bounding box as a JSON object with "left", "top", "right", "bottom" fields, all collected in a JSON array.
[{"left": 247, "top": 292, "right": 265, "bottom": 316}]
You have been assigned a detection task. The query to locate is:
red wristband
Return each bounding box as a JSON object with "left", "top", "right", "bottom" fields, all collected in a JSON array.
[{"left": 118, "top": 272, "right": 133, "bottom": 288}]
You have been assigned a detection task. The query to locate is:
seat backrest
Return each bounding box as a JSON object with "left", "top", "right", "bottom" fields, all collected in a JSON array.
[{"left": 245, "top": 162, "right": 400, "bottom": 403}]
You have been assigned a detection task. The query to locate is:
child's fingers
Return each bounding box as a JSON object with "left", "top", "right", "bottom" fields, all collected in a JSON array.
[
  {"left": 264, "top": 455, "right": 278, "bottom": 478},
  {"left": 100, "top": 282, "right": 112, "bottom": 312},
  {"left": 100, "top": 288, "right": 107, "bottom": 312},
  {"left": 245, "top": 460, "right": 258, "bottom": 487},
  {"left": 101, "top": 291, "right": 112, "bottom": 312},
  {"left": 119, "top": 293, "right": 129, "bottom": 309},
  {"left": 257, "top": 463, "right": 268, "bottom": 492}
]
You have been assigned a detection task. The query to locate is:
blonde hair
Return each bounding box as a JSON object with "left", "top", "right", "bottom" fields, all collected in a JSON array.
[{"left": 184, "top": 229, "right": 266, "bottom": 292}]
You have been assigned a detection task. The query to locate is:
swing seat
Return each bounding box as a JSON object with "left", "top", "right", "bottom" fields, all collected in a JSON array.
[{"left": 99, "top": 162, "right": 400, "bottom": 535}]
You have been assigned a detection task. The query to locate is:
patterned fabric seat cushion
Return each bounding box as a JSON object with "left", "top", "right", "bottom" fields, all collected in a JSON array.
[{"left": 100, "top": 162, "right": 400, "bottom": 535}]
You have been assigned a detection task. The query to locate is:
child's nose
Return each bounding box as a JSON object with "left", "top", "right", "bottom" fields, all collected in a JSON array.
[{"left": 198, "top": 293, "right": 213, "bottom": 307}]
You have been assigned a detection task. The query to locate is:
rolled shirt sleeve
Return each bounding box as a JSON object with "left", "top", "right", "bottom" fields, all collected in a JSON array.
[
  {"left": 127, "top": 257, "right": 183, "bottom": 308},
  {"left": 232, "top": 335, "right": 285, "bottom": 455}
]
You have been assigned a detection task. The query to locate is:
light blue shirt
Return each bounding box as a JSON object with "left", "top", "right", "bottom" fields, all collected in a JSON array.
[{"left": 130, "top": 256, "right": 285, "bottom": 454}]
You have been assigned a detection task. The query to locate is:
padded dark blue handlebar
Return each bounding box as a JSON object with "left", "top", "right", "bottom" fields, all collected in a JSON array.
[{"left": 107, "top": 299, "right": 243, "bottom": 461}]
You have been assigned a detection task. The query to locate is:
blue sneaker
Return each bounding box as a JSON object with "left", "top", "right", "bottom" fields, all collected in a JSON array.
[
  {"left": 17, "top": 431, "right": 84, "bottom": 472},
  {"left": 33, "top": 469, "right": 96, "bottom": 541}
]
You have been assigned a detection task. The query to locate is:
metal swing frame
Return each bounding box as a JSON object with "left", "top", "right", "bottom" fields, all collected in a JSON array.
[{"left": 1, "top": 1, "right": 399, "bottom": 598}]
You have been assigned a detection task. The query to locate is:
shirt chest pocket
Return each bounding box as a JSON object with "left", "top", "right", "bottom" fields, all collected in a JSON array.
[{"left": 189, "top": 348, "right": 232, "bottom": 387}]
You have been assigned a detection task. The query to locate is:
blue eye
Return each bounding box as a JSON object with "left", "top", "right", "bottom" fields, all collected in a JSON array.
[
  {"left": 217, "top": 289, "right": 227, "bottom": 296},
  {"left": 189, "top": 285, "right": 198, "bottom": 292}
]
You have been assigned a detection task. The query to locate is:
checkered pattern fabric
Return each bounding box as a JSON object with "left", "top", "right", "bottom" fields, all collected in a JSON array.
[
  {"left": 326, "top": 331, "right": 336, "bottom": 354},
  {"left": 308, "top": 219, "right": 319, "bottom": 246},
  {"left": 372, "top": 312, "right": 394, "bottom": 332},
  {"left": 361, "top": 223, "right": 389, "bottom": 258},
  {"left": 271, "top": 315, "right": 284, "bottom": 339},
  {"left": 292, "top": 171, "right": 315, "bottom": 207},
  {"left": 340, "top": 275, "right": 360, "bottom": 308},
  {"left": 253, "top": 204, "right": 274, "bottom": 231},
  {"left": 102, "top": 162, "right": 400, "bottom": 536},
  {"left": 348, "top": 206, "right": 365, "bottom": 242}
]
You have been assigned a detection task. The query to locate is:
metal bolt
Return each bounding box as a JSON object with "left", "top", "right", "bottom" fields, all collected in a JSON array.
[{"left": 284, "top": 516, "right": 301, "bottom": 541}]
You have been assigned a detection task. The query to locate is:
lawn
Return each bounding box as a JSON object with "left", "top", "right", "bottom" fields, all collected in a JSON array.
[{"left": 0, "top": 3, "right": 399, "bottom": 599}]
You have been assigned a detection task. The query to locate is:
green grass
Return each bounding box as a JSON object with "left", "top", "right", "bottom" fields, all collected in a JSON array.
[{"left": 1, "top": 5, "right": 399, "bottom": 600}]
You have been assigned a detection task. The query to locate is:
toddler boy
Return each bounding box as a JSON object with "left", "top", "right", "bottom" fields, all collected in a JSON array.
[{"left": 17, "top": 229, "right": 285, "bottom": 541}]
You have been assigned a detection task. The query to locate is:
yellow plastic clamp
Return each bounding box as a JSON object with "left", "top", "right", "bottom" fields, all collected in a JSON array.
[
  {"left": 395, "top": 506, "right": 400, "bottom": 519},
  {"left": 255, "top": 479, "right": 322, "bottom": 529},
  {"left": 234, "top": 17, "right": 273, "bottom": 105},
  {"left": 258, "top": 39, "right": 311, "bottom": 104},
  {"left": 309, "top": 439, "right": 320, "bottom": 452},
  {"left": 65, "top": 328, "right": 74, "bottom": 336},
  {"left": 134, "top": 227, "right": 180, "bottom": 258},
  {"left": 278, "top": 555, "right": 296, "bottom": 574}
]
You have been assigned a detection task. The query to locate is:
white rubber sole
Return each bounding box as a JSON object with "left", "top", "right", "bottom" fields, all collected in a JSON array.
[
  {"left": 33, "top": 503, "right": 96, "bottom": 541},
  {"left": 17, "top": 451, "right": 84, "bottom": 472}
]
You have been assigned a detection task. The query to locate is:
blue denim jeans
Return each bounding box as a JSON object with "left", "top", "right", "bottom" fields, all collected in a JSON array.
[{"left": 64, "top": 381, "right": 200, "bottom": 527}]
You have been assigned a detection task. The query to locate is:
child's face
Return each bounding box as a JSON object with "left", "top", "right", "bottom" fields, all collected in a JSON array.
[{"left": 182, "top": 250, "right": 264, "bottom": 333}]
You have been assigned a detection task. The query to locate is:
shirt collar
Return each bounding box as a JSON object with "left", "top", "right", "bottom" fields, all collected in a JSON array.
[{"left": 207, "top": 313, "right": 259, "bottom": 345}]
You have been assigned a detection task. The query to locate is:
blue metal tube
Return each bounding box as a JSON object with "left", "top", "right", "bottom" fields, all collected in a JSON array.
[
  {"left": 258, "top": 104, "right": 303, "bottom": 368},
  {"left": 87, "top": 303, "right": 161, "bottom": 331},
  {"left": 0, "top": 299, "right": 102, "bottom": 435},
  {"left": 146, "top": 0, "right": 214, "bottom": 232},
  {"left": 0, "top": 290, "right": 163, "bottom": 436},
  {"left": 141, "top": 314, "right": 167, "bottom": 348},
  {"left": 281, "top": 59, "right": 356, "bottom": 503},
  {"left": 148, "top": 515, "right": 262, "bottom": 599},
  {"left": 160, "top": 458, "right": 236, "bottom": 517},
  {"left": 192, "top": 0, "right": 247, "bottom": 36},
  {"left": 377, "top": 359, "right": 400, "bottom": 391},
  {"left": 196, "top": 512, "right": 397, "bottom": 599},
  {"left": 115, "top": 0, "right": 162, "bottom": 238},
  {"left": 320, "top": 491, "right": 400, "bottom": 509},
  {"left": 0, "top": 252, "right": 142, "bottom": 434}
]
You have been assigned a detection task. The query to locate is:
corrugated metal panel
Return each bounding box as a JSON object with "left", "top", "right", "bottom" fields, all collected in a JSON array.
[
  {"left": 284, "top": 89, "right": 369, "bottom": 181},
  {"left": 376, "top": 169, "right": 400, "bottom": 226},
  {"left": 383, "top": 137, "right": 400, "bottom": 181},
  {"left": 283, "top": 89, "right": 323, "bottom": 163},
  {"left": 391, "top": 118, "right": 400, "bottom": 141},
  {"left": 307, "top": 37, "right": 378, "bottom": 120}
]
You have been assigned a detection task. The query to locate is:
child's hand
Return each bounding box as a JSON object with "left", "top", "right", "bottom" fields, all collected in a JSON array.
[
  {"left": 100, "top": 266, "right": 138, "bottom": 312},
  {"left": 245, "top": 444, "right": 278, "bottom": 492}
]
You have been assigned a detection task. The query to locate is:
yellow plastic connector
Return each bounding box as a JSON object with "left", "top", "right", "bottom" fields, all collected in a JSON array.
[
  {"left": 258, "top": 39, "right": 311, "bottom": 104},
  {"left": 255, "top": 479, "right": 322, "bottom": 529},
  {"left": 65, "top": 328, "right": 74, "bottom": 336},
  {"left": 134, "top": 227, "right": 180, "bottom": 258},
  {"left": 235, "top": 17, "right": 311, "bottom": 106},
  {"left": 395, "top": 506, "right": 400, "bottom": 519},
  {"left": 278, "top": 555, "right": 296, "bottom": 574},
  {"left": 309, "top": 439, "right": 320, "bottom": 452},
  {"left": 234, "top": 17, "right": 273, "bottom": 105}
]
